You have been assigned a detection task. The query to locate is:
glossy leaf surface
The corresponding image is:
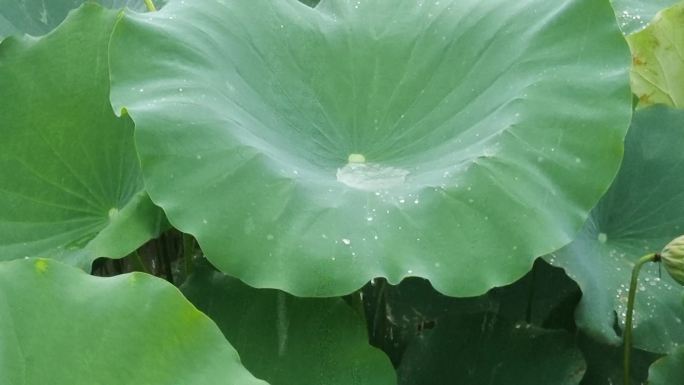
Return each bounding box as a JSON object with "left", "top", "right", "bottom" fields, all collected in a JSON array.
[
  {"left": 627, "top": 2, "right": 684, "bottom": 108},
  {"left": 0, "top": 258, "right": 268, "bottom": 385},
  {"left": 546, "top": 106, "right": 684, "bottom": 353},
  {"left": 0, "top": 5, "right": 164, "bottom": 269},
  {"left": 648, "top": 345, "right": 684, "bottom": 385},
  {"left": 181, "top": 261, "right": 396, "bottom": 385},
  {"left": 110, "top": 0, "right": 631, "bottom": 296}
]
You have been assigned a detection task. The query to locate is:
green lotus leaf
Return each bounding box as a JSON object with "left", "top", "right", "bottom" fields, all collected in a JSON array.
[
  {"left": 365, "top": 260, "right": 580, "bottom": 365},
  {"left": 376, "top": 271, "right": 585, "bottom": 383},
  {"left": 0, "top": 258, "right": 268, "bottom": 385},
  {"left": 545, "top": 106, "right": 684, "bottom": 353},
  {"left": 610, "top": 0, "right": 680, "bottom": 34},
  {"left": 0, "top": 0, "right": 166, "bottom": 40},
  {"left": 0, "top": 4, "right": 164, "bottom": 269},
  {"left": 109, "top": 0, "right": 631, "bottom": 296},
  {"left": 397, "top": 311, "right": 585, "bottom": 385},
  {"left": 648, "top": 345, "right": 684, "bottom": 384},
  {"left": 181, "top": 260, "right": 396, "bottom": 385},
  {"left": 627, "top": 2, "right": 684, "bottom": 108}
]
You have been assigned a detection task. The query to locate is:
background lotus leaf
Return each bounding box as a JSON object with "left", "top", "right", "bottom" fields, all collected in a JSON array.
[
  {"left": 578, "top": 333, "right": 660, "bottom": 385},
  {"left": 396, "top": 311, "right": 585, "bottom": 384},
  {"left": 109, "top": 0, "right": 631, "bottom": 296},
  {"left": 0, "top": 258, "right": 268, "bottom": 385},
  {"left": 627, "top": 2, "right": 684, "bottom": 108},
  {"left": 610, "top": 0, "right": 680, "bottom": 34},
  {"left": 545, "top": 106, "right": 684, "bottom": 353},
  {"left": 0, "top": 0, "right": 166, "bottom": 40},
  {"left": 363, "top": 260, "right": 580, "bottom": 360},
  {"left": 648, "top": 345, "right": 684, "bottom": 384},
  {"left": 361, "top": 261, "right": 582, "bottom": 369},
  {"left": 0, "top": 4, "right": 164, "bottom": 269},
  {"left": 181, "top": 260, "right": 396, "bottom": 385}
]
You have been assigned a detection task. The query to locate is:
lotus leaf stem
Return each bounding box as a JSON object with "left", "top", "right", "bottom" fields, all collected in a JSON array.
[{"left": 623, "top": 252, "right": 660, "bottom": 385}]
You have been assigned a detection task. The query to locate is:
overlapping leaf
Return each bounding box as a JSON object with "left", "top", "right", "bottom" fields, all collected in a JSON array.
[
  {"left": 181, "top": 261, "right": 396, "bottom": 385},
  {"left": 397, "top": 313, "right": 585, "bottom": 385},
  {"left": 546, "top": 106, "right": 684, "bottom": 353},
  {"left": 0, "top": 0, "right": 166, "bottom": 40},
  {"left": 578, "top": 333, "right": 660, "bottom": 385},
  {"left": 0, "top": 4, "right": 164, "bottom": 269},
  {"left": 627, "top": 2, "right": 684, "bottom": 108},
  {"left": 109, "top": 0, "right": 631, "bottom": 297},
  {"left": 610, "top": 0, "right": 680, "bottom": 34},
  {"left": 0, "top": 258, "right": 268, "bottom": 385},
  {"left": 648, "top": 345, "right": 684, "bottom": 384},
  {"left": 377, "top": 270, "right": 586, "bottom": 385},
  {"left": 364, "top": 261, "right": 581, "bottom": 367}
]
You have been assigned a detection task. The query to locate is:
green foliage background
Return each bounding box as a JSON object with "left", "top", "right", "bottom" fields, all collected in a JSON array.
[{"left": 0, "top": 0, "right": 683, "bottom": 384}]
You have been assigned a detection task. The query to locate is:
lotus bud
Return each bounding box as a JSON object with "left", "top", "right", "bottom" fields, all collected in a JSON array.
[{"left": 660, "top": 235, "right": 684, "bottom": 286}]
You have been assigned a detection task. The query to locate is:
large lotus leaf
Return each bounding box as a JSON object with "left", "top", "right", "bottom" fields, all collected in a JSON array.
[
  {"left": 0, "top": 4, "right": 164, "bottom": 269},
  {"left": 648, "top": 345, "right": 684, "bottom": 385},
  {"left": 0, "top": 0, "right": 165, "bottom": 39},
  {"left": 545, "top": 106, "right": 684, "bottom": 353},
  {"left": 397, "top": 311, "right": 585, "bottom": 385},
  {"left": 181, "top": 260, "right": 396, "bottom": 385},
  {"left": 109, "top": 0, "right": 631, "bottom": 297},
  {"left": 610, "top": 0, "right": 680, "bottom": 34},
  {"left": 627, "top": 2, "right": 684, "bottom": 108},
  {"left": 0, "top": 258, "right": 268, "bottom": 385}
]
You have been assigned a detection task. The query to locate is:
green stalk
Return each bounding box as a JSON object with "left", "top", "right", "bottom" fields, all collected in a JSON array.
[
  {"left": 182, "top": 233, "right": 195, "bottom": 276},
  {"left": 623, "top": 253, "right": 659, "bottom": 385},
  {"left": 143, "top": 0, "right": 156, "bottom": 12},
  {"left": 134, "top": 251, "right": 149, "bottom": 274}
]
